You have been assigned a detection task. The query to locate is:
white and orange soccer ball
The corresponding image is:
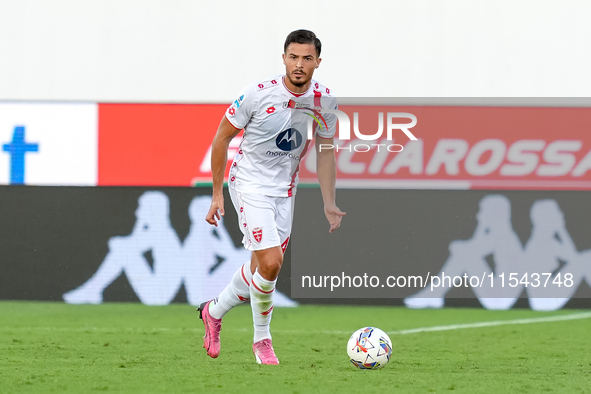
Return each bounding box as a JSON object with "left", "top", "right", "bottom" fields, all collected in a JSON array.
[{"left": 347, "top": 327, "right": 392, "bottom": 369}]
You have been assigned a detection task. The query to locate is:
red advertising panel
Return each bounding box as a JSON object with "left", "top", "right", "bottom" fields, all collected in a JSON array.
[
  {"left": 98, "top": 104, "right": 230, "bottom": 186},
  {"left": 298, "top": 106, "right": 591, "bottom": 190},
  {"left": 98, "top": 104, "right": 591, "bottom": 189}
]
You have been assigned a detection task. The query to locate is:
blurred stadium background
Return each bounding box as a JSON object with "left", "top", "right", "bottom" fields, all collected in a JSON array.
[{"left": 1, "top": 1, "right": 591, "bottom": 392}]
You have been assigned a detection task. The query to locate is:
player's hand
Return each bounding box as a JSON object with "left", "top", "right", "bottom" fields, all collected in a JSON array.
[
  {"left": 205, "top": 195, "right": 225, "bottom": 227},
  {"left": 324, "top": 204, "right": 346, "bottom": 233}
]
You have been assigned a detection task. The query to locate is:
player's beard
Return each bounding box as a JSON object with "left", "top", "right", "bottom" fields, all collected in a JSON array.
[{"left": 288, "top": 70, "right": 310, "bottom": 87}]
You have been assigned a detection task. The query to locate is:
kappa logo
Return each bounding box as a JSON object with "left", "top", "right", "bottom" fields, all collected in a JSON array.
[
  {"left": 275, "top": 128, "right": 303, "bottom": 151},
  {"left": 61, "top": 193, "right": 298, "bottom": 307},
  {"left": 252, "top": 227, "right": 263, "bottom": 243}
]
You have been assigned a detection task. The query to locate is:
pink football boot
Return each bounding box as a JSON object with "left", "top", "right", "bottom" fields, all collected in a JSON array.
[
  {"left": 198, "top": 301, "right": 222, "bottom": 358},
  {"left": 252, "top": 339, "right": 279, "bottom": 365}
]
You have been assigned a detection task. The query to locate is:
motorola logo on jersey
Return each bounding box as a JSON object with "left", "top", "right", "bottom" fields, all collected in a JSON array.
[{"left": 276, "top": 128, "right": 303, "bottom": 151}]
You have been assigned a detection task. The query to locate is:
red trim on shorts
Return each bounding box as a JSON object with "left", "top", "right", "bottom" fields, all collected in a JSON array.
[
  {"left": 252, "top": 281, "right": 275, "bottom": 294},
  {"left": 237, "top": 295, "right": 249, "bottom": 301},
  {"left": 281, "top": 237, "right": 290, "bottom": 254}
]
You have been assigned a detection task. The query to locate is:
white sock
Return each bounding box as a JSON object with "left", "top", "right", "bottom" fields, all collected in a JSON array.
[
  {"left": 208, "top": 261, "right": 252, "bottom": 319},
  {"left": 250, "top": 269, "right": 276, "bottom": 343}
]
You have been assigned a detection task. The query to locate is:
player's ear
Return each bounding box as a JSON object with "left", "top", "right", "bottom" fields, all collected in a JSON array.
[
  {"left": 282, "top": 53, "right": 286, "bottom": 65},
  {"left": 316, "top": 57, "right": 322, "bottom": 69}
]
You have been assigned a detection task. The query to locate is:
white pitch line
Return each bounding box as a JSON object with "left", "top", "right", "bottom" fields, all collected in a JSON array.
[
  {"left": 270, "top": 312, "right": 591, "bottom": 336},
  {"left": 388, "top": 311, "right": 591, "bottom": 335},
  {"left": 2, "top": 312, "right": 591, "bottom": 336}
]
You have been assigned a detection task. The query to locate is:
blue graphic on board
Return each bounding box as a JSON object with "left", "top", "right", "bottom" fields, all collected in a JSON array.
[{"left": 2, "top": 126, "right": 39, "bottom": 184}]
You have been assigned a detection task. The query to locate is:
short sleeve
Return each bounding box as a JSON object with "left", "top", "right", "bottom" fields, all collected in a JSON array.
[
  {"left": 316, "top": 95, "right": 338, "bottom": 139},
  {"left": 225, "top": 84, "right": 258, "bottom": 130}
]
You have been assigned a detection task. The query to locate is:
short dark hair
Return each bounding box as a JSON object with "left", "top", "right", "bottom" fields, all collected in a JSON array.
[{"left": 284, "top": 29, "right": 321, "bottom": 57}]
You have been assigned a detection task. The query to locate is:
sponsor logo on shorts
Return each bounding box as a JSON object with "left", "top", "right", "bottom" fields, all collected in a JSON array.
[{"left": 252, "top": 227, "right": 263, "bottom": 243}]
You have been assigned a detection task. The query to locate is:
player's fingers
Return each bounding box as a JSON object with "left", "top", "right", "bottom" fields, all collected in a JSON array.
[
  {"left": 215, "top": 210, "right": 221, "bottom": 220},
  {"left": 329, "top": 220, "right": 340, "bottom": 233},
  {"left": 205, "top": 208, "right": 220, "bottom": 227},
  {"left": 205, "top": 216, "right": 218, "bottom": 227},
  {"left": 220, "top": 207, "right": 225, "bottom": 216}
]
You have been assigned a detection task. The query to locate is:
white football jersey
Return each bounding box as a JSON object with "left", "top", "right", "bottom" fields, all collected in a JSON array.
[{"left": 226, "top": 75, "right": 337, "bottom": 197}]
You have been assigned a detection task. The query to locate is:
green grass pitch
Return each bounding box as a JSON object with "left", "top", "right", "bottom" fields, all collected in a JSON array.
[{"left": 1, "top": 302, "right": 591, "bottom": 393}]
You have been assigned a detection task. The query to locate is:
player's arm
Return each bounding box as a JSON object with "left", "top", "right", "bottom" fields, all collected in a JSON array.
[
  {"left": 316, "top": 136, "right": 346, "bottom": 233},
  {"left": 205, "top": 116, "right": 242, "bottom": 227}
]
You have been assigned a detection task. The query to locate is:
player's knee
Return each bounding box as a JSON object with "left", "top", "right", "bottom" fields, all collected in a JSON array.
[{"left": 258, "top": 255, "right": 283, "bottom": 280}]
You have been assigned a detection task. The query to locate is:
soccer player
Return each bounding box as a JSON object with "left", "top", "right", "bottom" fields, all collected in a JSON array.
[{"left": 201, "top": 29, "right": 345, "bottom": 364}]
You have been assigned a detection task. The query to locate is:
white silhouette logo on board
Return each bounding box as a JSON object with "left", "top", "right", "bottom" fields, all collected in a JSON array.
[
  {"left": 63, "top": 191, "right": 296, "bottom": 307},
  {"left": 405, "top": 195, "right": 591, "bottom": 311}
]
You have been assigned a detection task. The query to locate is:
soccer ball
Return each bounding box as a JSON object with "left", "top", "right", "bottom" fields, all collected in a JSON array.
[{"left": 347, "top": 327, "right": 392, "bottom": 369}]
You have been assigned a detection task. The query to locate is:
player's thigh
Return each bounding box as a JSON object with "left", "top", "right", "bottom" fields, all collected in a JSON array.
[
  {"left": 230, "top": 189, "right": 281, "bottom": 251},
  {"left": 275, "top": 196, "right": 294, "bottom": 253}
]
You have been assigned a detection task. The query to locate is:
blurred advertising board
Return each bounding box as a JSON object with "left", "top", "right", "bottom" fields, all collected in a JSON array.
[{"left": 3, "top": 101, "right": 591, "bottom": 190}]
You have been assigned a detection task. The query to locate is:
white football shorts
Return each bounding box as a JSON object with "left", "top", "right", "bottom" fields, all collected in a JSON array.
[{"left": 229, "top": 187, "right": 294, "bottom": 252}]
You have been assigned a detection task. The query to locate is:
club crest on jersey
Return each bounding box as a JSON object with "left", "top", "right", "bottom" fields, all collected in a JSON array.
[
  {"left": 275, "top": 128, "right": 303, "bottom": 151},
  {"left": 252, "top": 227, "right": 263, "bottom": 243}
]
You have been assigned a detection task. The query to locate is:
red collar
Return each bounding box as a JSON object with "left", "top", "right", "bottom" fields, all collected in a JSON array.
[{"left": 282, "top": 76, "right": 309, "bottom": 97}]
